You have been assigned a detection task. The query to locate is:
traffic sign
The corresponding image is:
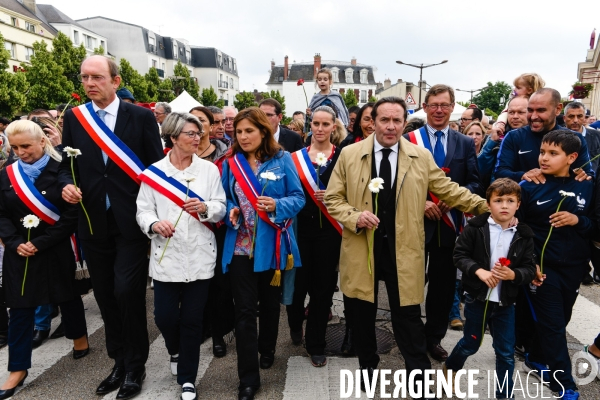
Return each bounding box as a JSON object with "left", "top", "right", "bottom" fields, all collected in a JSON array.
[{"left": 405, "top": 92, "right": 416, "bottom": 104}]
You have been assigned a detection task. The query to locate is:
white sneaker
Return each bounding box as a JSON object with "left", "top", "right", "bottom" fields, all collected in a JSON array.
[
  {"left": 583, "top": 345, "right": 600, "bottom": 379},
  {"left": 170, "top": 354, "right": 179, "bottom": 376},
  {"left": 181, "top": 382, "right": 197, "bottom": 400}
]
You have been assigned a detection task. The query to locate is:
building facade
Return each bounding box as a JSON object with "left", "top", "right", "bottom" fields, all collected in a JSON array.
[
  {"left": 577, "top": 42, "right": 600, "bottom": 117},
  {"left": 266, "top": 54, "right": 377, "bottom": 115},
  {"left": 374, "top": 78, "right": 427, "bottom": 110}
]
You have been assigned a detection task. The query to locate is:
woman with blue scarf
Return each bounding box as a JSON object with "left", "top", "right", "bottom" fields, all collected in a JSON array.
[{"left": 0, "top": 120, "right": 88, "bottom": 399}]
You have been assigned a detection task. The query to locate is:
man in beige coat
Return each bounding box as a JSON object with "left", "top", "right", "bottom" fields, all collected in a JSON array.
[{"left": 324, "top": 97, "right": 488, "bottom": 394}]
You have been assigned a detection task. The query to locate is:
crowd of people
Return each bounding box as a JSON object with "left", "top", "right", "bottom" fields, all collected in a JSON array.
[{"left": 1, "top": 56, "right": 600, "bottom": 400}]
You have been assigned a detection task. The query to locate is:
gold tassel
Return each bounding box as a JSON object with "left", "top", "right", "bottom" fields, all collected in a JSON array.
[
  {"left": 270, "top": 269, "right": 281, "bottom": 286},
  {"left": 82, "top": 261, "right": 90, "bottom": 278},
  {"left": 285, "top": 254, "right": 294, "bottom": 270}
]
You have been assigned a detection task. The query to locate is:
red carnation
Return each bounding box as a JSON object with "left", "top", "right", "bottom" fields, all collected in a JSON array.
[
  {"left": 441, "top": 167, "right": 450, "bottom": 174},
  {"left": 72, "top": 93, "right": 81, "bottom": 102},
  {"left": 297, "top": 79, "right": 304, "bottom": 86},
  {"left": 498, "top": 257, "right": 511, "bottom": 267}
]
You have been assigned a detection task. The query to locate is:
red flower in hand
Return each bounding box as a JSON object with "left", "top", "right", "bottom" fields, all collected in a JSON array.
[
  {"left": 498, "top": 257, "right": 511, "bottom": 267},
  {"left": 297, "top": 79, "right": 304, "bottom": 86},
  {"left": 72, "top": 93, "right": 81, "bottom": 102},
  {"left": 441, "top": 167, "right": 450, "bottom": 175}
]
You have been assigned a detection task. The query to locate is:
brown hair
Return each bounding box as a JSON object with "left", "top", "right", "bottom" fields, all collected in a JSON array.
[
  {"left": 316, "top": 68, "right": 333, "bottom": 82},
  {"left": 230, "top": 107, "right": 281, "bottom": 162},
  {"left": 486, "top": 178, "right": 521, "bottom": 202},
  {"left": 513, "top": 73, "right": 545, "bottom": 94},
  {"left": 287, "top": 119, "right": 305, "bottom": 140},
  {"left": 258, "top": 98, "right": 282, "bottom": 116},
  {"left": 424, "top": 84, "right": 455, "bottom": 105},
  {"left": 189, "top": 106, "right": 215, "bottom": 125}
]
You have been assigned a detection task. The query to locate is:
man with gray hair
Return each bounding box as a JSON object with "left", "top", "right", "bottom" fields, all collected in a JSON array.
[
  {"left": 223, "top": 106, "right": 238, "bottom": 141},
  {"left": 206, "top": 106, "right": 226, "bottom": 140},
  {"left": 563, "top": 102, "right": 600, "bottom": 171},
  {"left": 154, "top": 102, "right": 172, "bottom": 125}
]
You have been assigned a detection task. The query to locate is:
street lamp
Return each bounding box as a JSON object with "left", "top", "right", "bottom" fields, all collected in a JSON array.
[
  {"left": 396, "top": 60, "right": 448, "bottom": 106},
  {"left": 456, "top": 87, "right": 485, "bottom": 103}
]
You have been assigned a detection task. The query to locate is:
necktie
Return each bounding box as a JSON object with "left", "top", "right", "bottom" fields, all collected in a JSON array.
[
  {"left": 96, "top": 110, "right": 111, "bottom": 210},
  {"left": 379, "top": 148, "right": 392, "bottom": 200},
  {"left": 433, "top": 130, "right": 445, "bottom": 168}
]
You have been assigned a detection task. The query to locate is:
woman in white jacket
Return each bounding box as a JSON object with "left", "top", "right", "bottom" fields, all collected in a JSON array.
[{"left": 136, "top": 112, "right": 226, "bottom": 400}]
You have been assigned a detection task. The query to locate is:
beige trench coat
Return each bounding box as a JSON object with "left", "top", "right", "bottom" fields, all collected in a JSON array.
[{"left": 324, "top": 134, "right": 488, "bottom": 307}]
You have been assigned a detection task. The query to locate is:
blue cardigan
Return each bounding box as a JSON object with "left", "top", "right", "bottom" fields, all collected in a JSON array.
[{"left": 221, "top": 150, "right": 305, "bottom": 274}]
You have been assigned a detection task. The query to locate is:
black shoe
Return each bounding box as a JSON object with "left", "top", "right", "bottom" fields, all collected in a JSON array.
[
  {"left": 0, "top": 371, "right": 28, "bottom": 400},
  {"left": 50, "top": 308, "right": 59, "bottom": 319},
  {"left": 340, "top": 326, "right": 355, "bottom": 356},
  {"left": 359, "top": 366, "right": 375, "bottom": 392},
  {"left": 583, "top": 274, "right": 594, "bottom": 285},
  {"left": 50, "top": 322, "right": 65, "bottom": 339},
  {"left": 73, "top": 346, "right": 90, "bottom": 360},
  {"left": 116, "top": 368, "right": 146, "bottom": 400},
  {"left": 238, "top": 386, "right": 259, "bottom": 400},
  {"left": 259, "top": 353, "right": 274, "bottom": 369},
  {"left": 0, "top": 333, "right": 7, "bottom": 349},
  {"left": 96, "top": 365, "right": 125, "bottom": 395},
  {"left": 213, "top": 336, "right": 226, "bottom": 358},
  {"left": 290, "top": 329, "right": 303, "bottom": 346},
  {"left": 32, "top": 329, "right": 50, "bottom": 349}
]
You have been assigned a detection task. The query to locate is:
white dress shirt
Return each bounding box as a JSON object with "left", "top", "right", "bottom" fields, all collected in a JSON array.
[
  {"left": 92, "top": 96, "right": 120, "bottom": 131},
  {"left": 426, "top": 124, "right": 449, "bottom": 154},
  {"left": 487, "top": 216, "right": 516, "bottom": 303},
  {"left": 373, "top": 137, "right": 398, "bottom": 187},
  {"left": 274, "top": 126, "right": 280, "bottom": 142}
]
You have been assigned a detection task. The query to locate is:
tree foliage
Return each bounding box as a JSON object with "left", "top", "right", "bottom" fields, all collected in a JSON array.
[
  {"left": 157, "top": 78, "right": 176, "bottom": 102},
  {"left": 0, "top": 33, "right": 28, "bottom": 117},
  {"left": 51, "top": 32, "right": 86, "bottom": 102},
  {"left": 119, "top": 58, "right": 150, "bottom": 103},
  {"left": 200, "top": 86, "right": 225, "bottom": 108},
  {"left": 471, "top": 81, "right": 512, "bottom": 115},
  {"left": 342, "top": 89, "right": 358, "bottom": 108},
  {"left": 144, "top": 67, "right": 161, "bottom": 102},
  {"left": 173, "top": 61, "right": 200, "bottom": 100},
  {"left": 23, "top": 40, "right": 74, "bottom": 111},
  {"left": 234, "top": 91, "right": 257, "bottom": 111},
  {"left": 368, "top": 95, "right": 377, "bottom": 103}
]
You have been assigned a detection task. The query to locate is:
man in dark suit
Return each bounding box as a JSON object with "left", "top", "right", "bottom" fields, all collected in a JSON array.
[
  {"left": 59, "top": 55, "right": 163, "bottom": 399},
  {"left": 258, "top": 98, "right": 304, "bottom": 152},
  {"left": 404, "top": 84, "right": 483, "bottom": 362}
]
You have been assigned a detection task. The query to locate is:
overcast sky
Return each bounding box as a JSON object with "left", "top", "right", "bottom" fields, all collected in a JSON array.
[{"left": 49, "top": 0, "right": 600, "bottom": 103}]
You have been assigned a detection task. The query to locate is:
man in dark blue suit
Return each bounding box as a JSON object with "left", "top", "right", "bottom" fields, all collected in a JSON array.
[
  {"left": 404, "top": 84, "right": 483, "bottom": 362},
  {"left": 59, "top": 56, "right": 163, "bottom": 399}
]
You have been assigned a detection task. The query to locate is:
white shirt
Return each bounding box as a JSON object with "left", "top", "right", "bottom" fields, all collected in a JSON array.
[
  {"left": 426, "top": 124, "right": 449, "bottom": 154},
  {"left": 274, "top": 126, "right": 280, "bottom": 142},
  {"left": 487, "top": 216, "right": 516, "bottom": 303},
  {"left": 373, "top": 137, "right": 398, "bottom": 187},
  {"left": 582, "top": 126, "right": 587, "bottom": 137},
  {"left": 91, "top": 96, "right": 120, "bottom": 131},
  {"left": 136, "top": 154, "right": 227, "bottom": 282}
]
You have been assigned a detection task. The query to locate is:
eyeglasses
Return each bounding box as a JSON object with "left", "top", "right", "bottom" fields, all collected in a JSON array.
[
  {"left": 425, "top": 103, "right": 454, "bottom": 111},
  {"left": 77, "top": 74, "right": 108, "bottom": 82},
  {"left": 459, "top": 117, "right": 474, "bottom": 122},
  {"left": 180, "top": 130, "right": 203, "bottom": 138},
  {"left": 225, "top": 117, "right": 235, "bottom": 122}
]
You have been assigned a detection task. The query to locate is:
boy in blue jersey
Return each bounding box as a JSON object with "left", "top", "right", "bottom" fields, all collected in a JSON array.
[{"left": 518, "top": 130, "right": 595, "bottom": 400}]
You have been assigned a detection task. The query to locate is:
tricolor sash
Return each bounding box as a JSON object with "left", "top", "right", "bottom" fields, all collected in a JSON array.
[
  {"left": 139, "top": 165, "right": 214, "bottom": 232},
  {"left": 6, "top": 162, "right": 60, "bottom": 225},
  {"left": 290, "top": 148, "right": 342, "bottom": 235},
  {"left": 408, "top": 128, "right": 461, "bottom": 234},
  {"left": 228, "top": 154, "right": 293, "bottom": 274},
  {"left": 72, "top": 103, "right": 145, "bottom": 184}
]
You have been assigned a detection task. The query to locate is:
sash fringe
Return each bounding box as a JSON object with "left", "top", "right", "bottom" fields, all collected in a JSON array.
[
  {"left": 82, "top": 261, "right": 90, "bottom": 279},
  {"left": 270, "top": 270, "right": 281, "bottom": 286},
  {"left": 75, "top": 262, "right": 83, "bottom": 280},
  {"left": 285, "top": 254, "right": 294, "bottom": 270}
]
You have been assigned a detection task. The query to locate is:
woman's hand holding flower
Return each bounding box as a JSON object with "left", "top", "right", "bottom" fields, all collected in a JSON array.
[
  {"left": 257, "top": 196, "right": 276, "bottom": 213},
  {"left": 17, "top": 242, "right": 37, "bottom": 257},
  {"left": 152, "top": 220, "right": 176, "bottom": 238},
  {"left": 314, "top": 189, "right": 326, "bottom": 202},
  {"left": 183, "top": 198, "right": 206, "bottom": 215}
]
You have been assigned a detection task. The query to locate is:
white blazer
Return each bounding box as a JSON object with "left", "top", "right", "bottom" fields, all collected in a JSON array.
[{"left": 136, "top": 154, "right": 226, "bottom": 282}]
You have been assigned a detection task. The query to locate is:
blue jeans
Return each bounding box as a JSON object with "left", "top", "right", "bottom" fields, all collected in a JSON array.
[
  {"left": 448, "top": 280, "right": 462, "bottom": 321},
  {"left": 34, "top": 304, "right": 54, "bottom": 331},
  {"left": 446, "top": 294, "right": 515, "bottom": 399}
]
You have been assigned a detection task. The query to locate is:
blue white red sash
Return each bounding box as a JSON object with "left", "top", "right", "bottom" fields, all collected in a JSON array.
[
  {"left": 72, "top": 103, "right": 145, "bottom": 184},
  {"left": 407, "top": 128, "right": 461, "bottom": 234},
  {"left": 6, "top": 162, "right": 60, "bottom": 225},
  {"left": 139, "top": 165, "right": 214, "bottom": 232},
  {"left": 228, "top": 154, "right": 293, "bottom": 273},
  {"left": 290, "top": 148, "right": 342, "bottom": 235}
]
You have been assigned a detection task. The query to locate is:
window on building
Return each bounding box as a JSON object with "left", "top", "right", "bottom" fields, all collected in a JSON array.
[
  {"left": 345, "top": 68, "right": 354, "bottom": 83},
  {"left": 152, "top": 59, "right": 157, "bottom": 68},
  {"left": 360, "top": 90, "right": 367, "bottom": 102},
  {"left": 11, "top": 17, "right": 17, "bottom": 27},
  {"left": 186, "top": 50, "right": 190, "bottom": 61},
  {"left": 173, "top": 44, "right": 177, "bottom": 58},
  {"left": 4, "top": 42, "right": 14, "bottom": 58},
  {"left": 25, "top": 21, "right": 35, "bottom": 33},
  {"left": 331, "top": 68, "right": 339, "bottom": 83},
  {"left": 73, "top": 30, "right": 79, "bottom": 45},
  {"left": 25, "top": 47, "right": 34, "bottom": 61},
  {"left": 230, "top": 78, "right": 234, "bottom": 89},
  {"left": 85, "top": 35, "right": 95, "bottom": 49},
  {"left": 233, "top": 59, "right": 237, "bottom": 71},
  {"left": 162, "top": 62, "right": 165, "bottom": 71},
  {"left": 149, "top": 36, "right": 155, "bottom": 46},
  {"left": 218, "top": 54, "right": 222, "bottom": 66},
  {"left": 360, "top": 69, "right": 368, "bottom": 84}
]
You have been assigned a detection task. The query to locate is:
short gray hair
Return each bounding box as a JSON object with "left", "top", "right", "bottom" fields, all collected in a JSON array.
[
  {"left": 161, "top": 112, "right": 203, "bottom": 147},
  {"left": 564, "top": 102, "right": 586, "bottom": 114},
  {"left": 223, "top": 106, "right": 238, "bottom": 114},
  {"left": 207, "top": 106, "right": 224, "bottom": 116},
  {"left": 155, "top": 102, "right": 172, "bottom": 114}
]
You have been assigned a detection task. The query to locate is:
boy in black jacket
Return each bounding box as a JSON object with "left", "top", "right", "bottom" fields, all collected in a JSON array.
[
  {"left": 517, "top": 130, "right": 595, "bottom": 400},
  {"left": 444, "top": 178, "right": 536, "bottom": 399}
]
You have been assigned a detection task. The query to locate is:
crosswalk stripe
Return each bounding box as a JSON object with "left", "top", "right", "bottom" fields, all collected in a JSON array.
[
  {"left": 0, "top": 292, "right": 103, "bottom": 386},
  {"left": 567, "top": 293, "right": 600, "bottom": 346}
]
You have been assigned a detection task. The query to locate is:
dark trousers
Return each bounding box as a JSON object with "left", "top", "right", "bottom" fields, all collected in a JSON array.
[
  {"left": 8, "top": 296, "right": 86, "bottom": 371},
  {"left": 229, "top": 256, "right": 281, "bottom": 390},
  {"left": 287, "top": 230, "right": 340, "bottom": 355},
  {"left": 424, "top": 242, "right": 456, "bottom": 346},
  {"left": 81, "top": 210, "right": 149, "bottom": 372},
  {"left": 204, "top": 225, "right": 235, "bottom": 340},
  {"left": 446, "top": 295, "right": 515, "bottom": 399},
  {"left": 529, "top": 266, "right": 584, "bottom": 392},
  {"left": 0, "top": 284, "right": 8, "bottom": 334},
  {"left": 346, "top": 241, "right": 431, "bottom": 395},
  {"left": 153, "top": 279, "right": 210, "bottom": 385},
  {"left": 515, "top": 285, "right": 536, "bottom": 353}
]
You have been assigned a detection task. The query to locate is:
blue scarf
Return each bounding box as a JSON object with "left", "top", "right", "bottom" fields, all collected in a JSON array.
[{"left": 18, "top": 153, "right": 50, "bottom": 183}]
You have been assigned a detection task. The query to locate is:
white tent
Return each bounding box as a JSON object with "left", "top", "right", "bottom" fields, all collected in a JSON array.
[
  {"left": 408, "top": 103, "right": 467, "bottom": 122},
  {"left": 169, "top": 90, "right": 201, "bottom": 113}
]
